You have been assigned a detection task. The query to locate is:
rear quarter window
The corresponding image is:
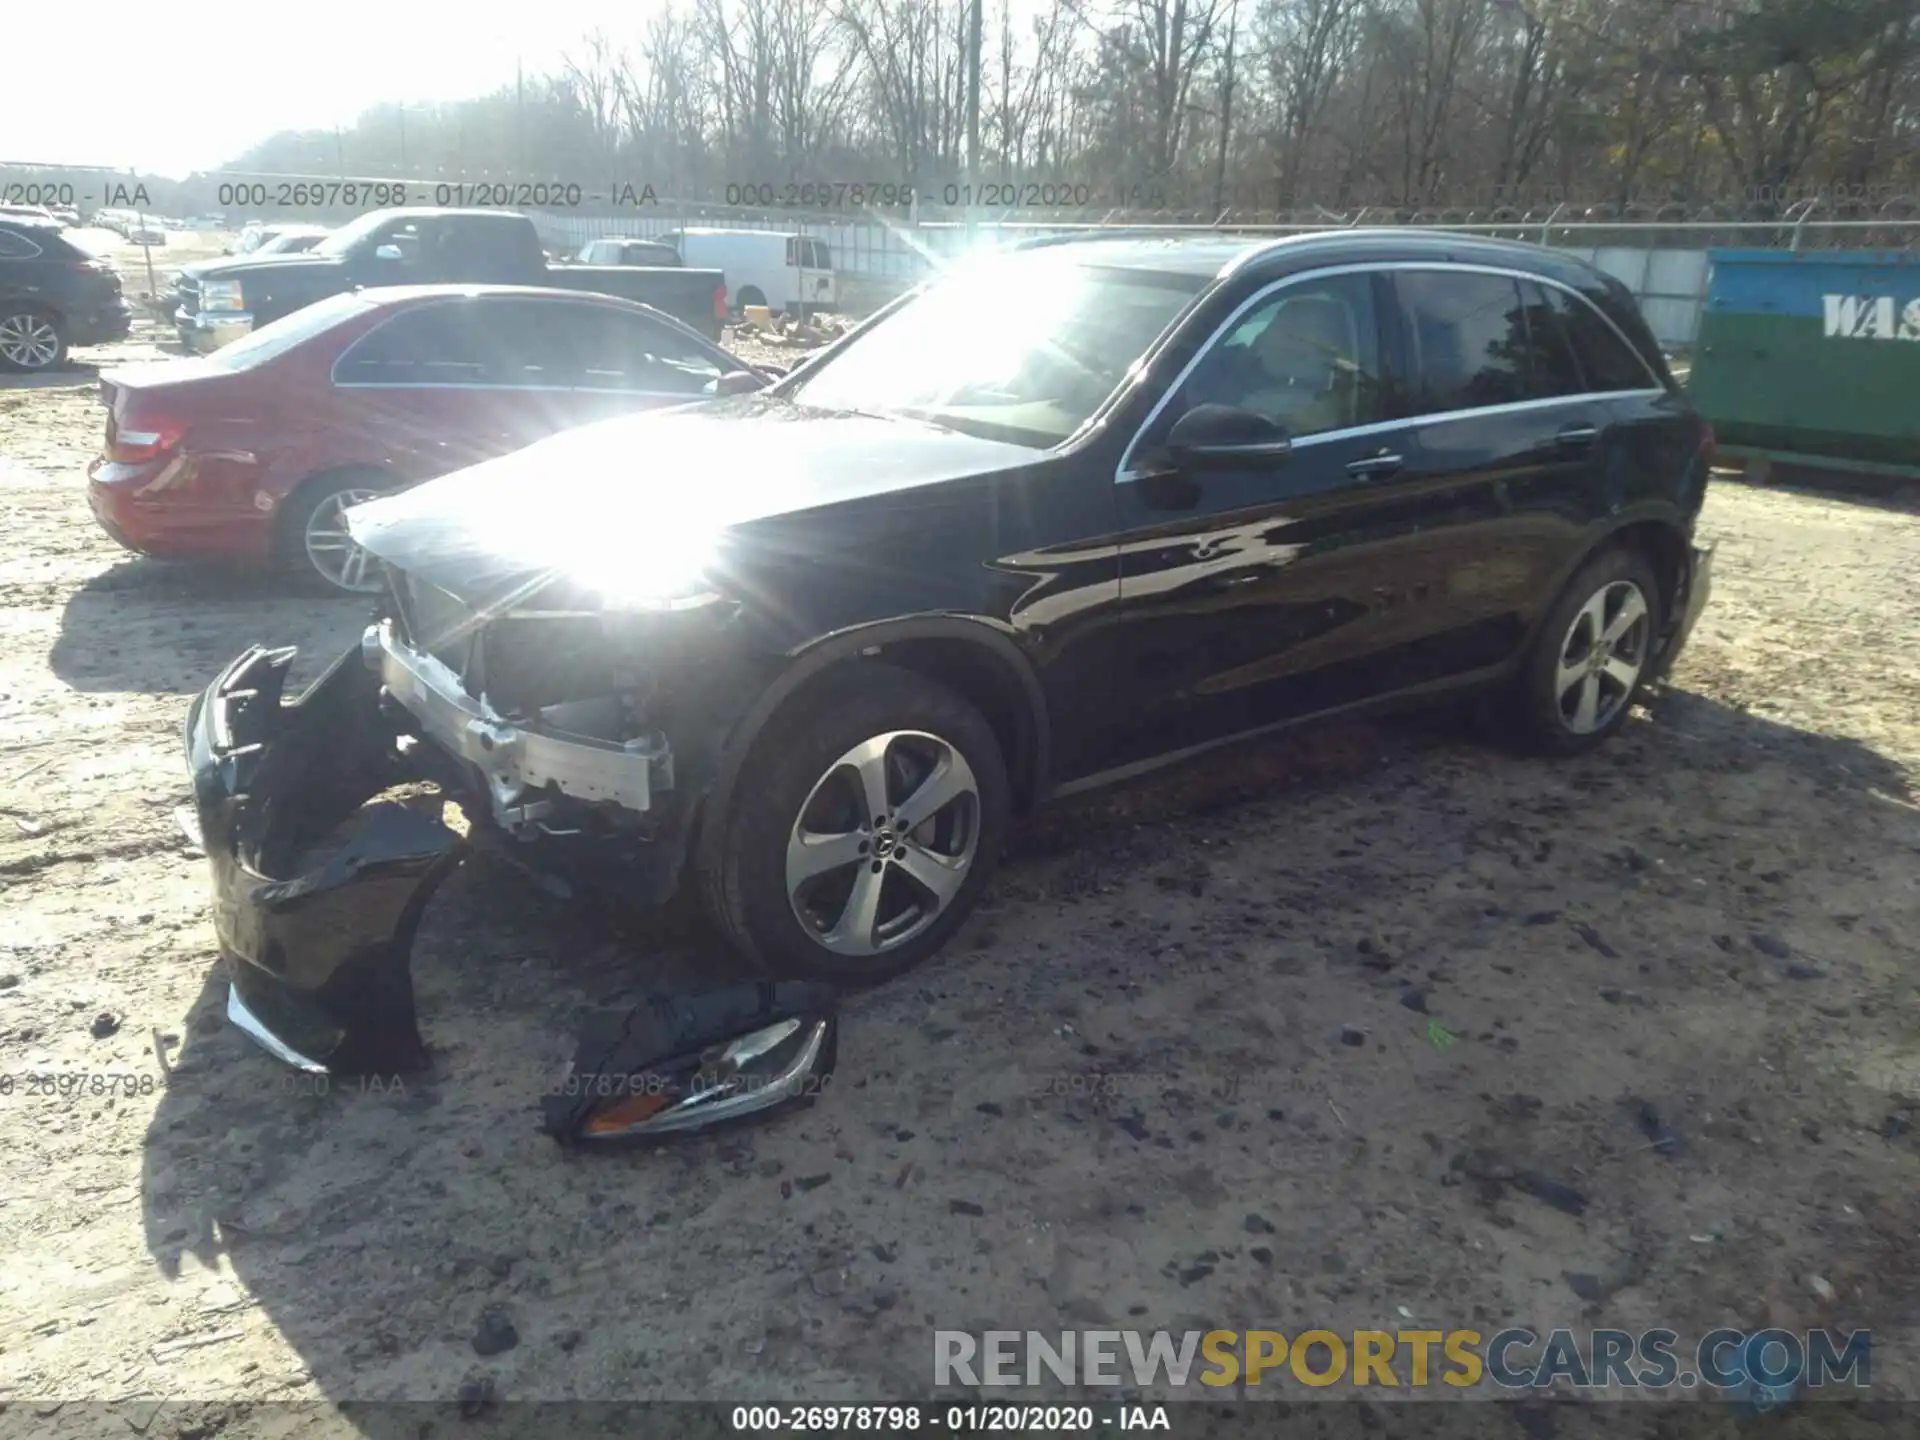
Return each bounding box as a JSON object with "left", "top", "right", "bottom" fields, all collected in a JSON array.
[{"left": 1545, "top": 285, "right": 1659, "bottom": 392}]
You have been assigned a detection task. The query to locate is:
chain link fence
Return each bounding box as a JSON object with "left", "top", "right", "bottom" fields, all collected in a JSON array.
[{"left": 532, "top": 196, "right": 1920, "bottom": 346}]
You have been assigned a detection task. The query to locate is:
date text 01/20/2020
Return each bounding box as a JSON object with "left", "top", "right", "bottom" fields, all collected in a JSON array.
[{"left": 727, "top": 1406, "right": 1171, "bottom": 1432}]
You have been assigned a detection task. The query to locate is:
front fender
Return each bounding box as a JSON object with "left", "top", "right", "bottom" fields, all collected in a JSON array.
[{"left": 692, "top": 615, "right": 1052, "bottom": 881}]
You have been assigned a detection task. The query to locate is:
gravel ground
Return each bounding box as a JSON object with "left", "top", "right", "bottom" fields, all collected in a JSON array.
[{"left": 0, "top": 292, "right": 1917, "bottom": 1437}]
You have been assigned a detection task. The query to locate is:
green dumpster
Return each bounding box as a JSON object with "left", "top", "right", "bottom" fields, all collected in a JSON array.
[{"left": 1688, "top": 249, "right": 1920, "bottom": 471}]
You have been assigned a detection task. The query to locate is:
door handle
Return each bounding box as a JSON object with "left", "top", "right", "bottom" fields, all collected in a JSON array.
[
  {"left": 1556, "top": 423, "right": 1599, "bottom": 449},
  {"left": 1345, "top": 452, "right": 1404, "bottom": 479}
]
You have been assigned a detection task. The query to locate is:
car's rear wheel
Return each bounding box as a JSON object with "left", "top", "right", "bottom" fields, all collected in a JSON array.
[
  {"left": 702, "top": 665, "right": 1010, "bottom": 984},
  {"left": 278, "top": 470, "right": 391, "bottom": 595},
  {"left": 0, "top": 308, "right": 66, "bottom": 372},
  {"left": 1509, "top": 546, "right": 1663, "bottom": 755}
]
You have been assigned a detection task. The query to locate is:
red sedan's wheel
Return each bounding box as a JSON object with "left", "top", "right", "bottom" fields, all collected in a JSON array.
[{"left": 278, "top": 471, "right": 390, "bottom": 595}]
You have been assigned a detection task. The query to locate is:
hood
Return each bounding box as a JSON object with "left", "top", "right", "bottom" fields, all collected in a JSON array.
[
  {"left": 194, "top": 252, "right": 344, "bottom": 282},
  {"left": 348, "top": 398, "right": 1041, "bottom": 602}
]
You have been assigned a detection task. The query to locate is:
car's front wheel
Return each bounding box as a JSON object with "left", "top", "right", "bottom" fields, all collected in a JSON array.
[
  {"left": 0, "top": 308, "right": 66, "bottom": 372},
  {"left": 1510, "top": 546, "right": 1664, "bottom": 755},
  {"left": 703, "top": 665, "right": 1010, "bottom": 984}
]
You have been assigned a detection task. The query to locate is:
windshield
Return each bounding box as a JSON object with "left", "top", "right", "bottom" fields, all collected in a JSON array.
[
  {"left": 204, "top": 291, "right": 377, "bottom": 370},
  {"left": 313, "top": 211, "right": 395, "bottom": 258},
  {"left": 783, "top": 252, "right": 1204, "bottom": 447}
]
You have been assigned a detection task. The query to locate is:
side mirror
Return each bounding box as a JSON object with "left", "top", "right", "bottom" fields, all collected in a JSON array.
[
  {"left": 373, "top": 244, "right": 404, "bottom": 262},
  {"left": 714, "top": 369, "right": 768, "bottom": 396},
  {"left": 1165, "top": 404, "right": 1292, "bottom": 467}
]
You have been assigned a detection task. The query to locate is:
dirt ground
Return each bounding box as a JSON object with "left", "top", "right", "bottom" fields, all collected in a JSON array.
[{"left": 0, "top": 286, "right": 1917, "bottom": 1438}]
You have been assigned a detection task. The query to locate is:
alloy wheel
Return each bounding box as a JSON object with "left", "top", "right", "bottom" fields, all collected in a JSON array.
[
  {"left": 0, "top": 313, "right": 60, "bottom": 370},
  {"left": 303, "top": 488, "right": 383, "bottom": 593},
  {"left": 1555, "top": 579, "right": 1651, "bottom": 734},
  {"left": 785, "top": 730, "right": 981, "bottom": 958}
]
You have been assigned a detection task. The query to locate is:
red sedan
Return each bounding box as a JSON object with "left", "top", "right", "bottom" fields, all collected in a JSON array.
[{"left": 87, "top": 285, "right": 762, "bottom": 592}]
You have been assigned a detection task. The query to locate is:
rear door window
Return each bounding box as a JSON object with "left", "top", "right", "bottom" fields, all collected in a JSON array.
[
  {"left": 1545, "top": 284, "right": 1658, "bottom": 392},
  {"left": 332, "top": 302, "right": 508, "bottom": 386},
  {"left": 1518, "top": 280, "right": 1588, "bottom": 398},
  {"left": 433, "top": 299, "right": 727, "bottom": 393},
  {"left": 1393, "top": 270, "right": 1529, "bottom": 416},
  {"left": 577, "top": 309, "right": 726, "bottom": 393},
  {"left": 0, "top": 227, "right": 43, "bottom": 259}
]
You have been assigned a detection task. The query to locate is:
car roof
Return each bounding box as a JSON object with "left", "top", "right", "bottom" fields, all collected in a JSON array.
[
  {"left": 1007, "top": 227, "right": 1607, "bottom": 288},
  {"left": 354, "top": 282, "right": 665, "bottom": 306}
]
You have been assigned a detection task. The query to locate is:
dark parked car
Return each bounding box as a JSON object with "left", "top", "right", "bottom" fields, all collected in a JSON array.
[
  {"left": 0, "top": 219, "right": 133, "bottom": 371},
  {"left": 186, "top": 230, "right": 1713, "bottom": 1073},
  {"left": 174, "top": 207, "right": 728, "bottom": 352},
  {"left": 91, "top": 284, "right": 762, "bottom": 590}
]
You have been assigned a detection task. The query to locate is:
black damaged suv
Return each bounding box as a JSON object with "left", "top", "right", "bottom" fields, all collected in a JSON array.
[
  {"left": 0, "top": 219, "right": 133, "bottom": 371},
  {"left": 187, "top": 230, "right": 1713, "bottom": 1073}
]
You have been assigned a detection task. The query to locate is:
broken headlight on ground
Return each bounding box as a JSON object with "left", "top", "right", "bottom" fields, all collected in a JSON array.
[{"left": 542, "top": 981, "right": 838, "bottom": 1145}]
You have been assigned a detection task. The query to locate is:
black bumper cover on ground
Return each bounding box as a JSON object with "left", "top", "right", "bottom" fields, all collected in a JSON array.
[{"left": 185, "top": 641, "right": 466, "bottom": 1074}]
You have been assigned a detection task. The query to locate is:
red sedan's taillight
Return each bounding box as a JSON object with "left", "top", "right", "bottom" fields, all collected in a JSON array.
[
  {"left": 714, "top": 283, "right": 728, "bottom": 322},
  {"left": 108, "top": 416, "right": 186, "bottom": 464}
]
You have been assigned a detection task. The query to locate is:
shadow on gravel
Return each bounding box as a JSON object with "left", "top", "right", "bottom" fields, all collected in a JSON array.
[
  {"left": 52, "top": 557, "right": 369, "bottom": 694},
  {"left": 1713, "top": 462, "right": 1920, "bottom": 516},
  {"left": 133, "top": 675, "right": 1915, "bottom": 1413}
]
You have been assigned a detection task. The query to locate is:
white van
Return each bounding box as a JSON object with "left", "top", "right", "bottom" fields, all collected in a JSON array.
[{"left": 660, "top": 228, "right": 835, "bottom": 316}]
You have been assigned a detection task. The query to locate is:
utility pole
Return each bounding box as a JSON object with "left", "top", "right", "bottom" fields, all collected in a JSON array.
[{"left": 965, "top": 0, "right": 983, "bottom": 239}]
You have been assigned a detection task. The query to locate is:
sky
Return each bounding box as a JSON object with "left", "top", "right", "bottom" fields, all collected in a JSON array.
[{"left": 2, "top": 1, "right": 647, "bottom": 179}]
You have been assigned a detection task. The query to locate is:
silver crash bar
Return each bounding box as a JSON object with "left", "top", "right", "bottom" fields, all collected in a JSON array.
[{"left": 363, "top": 619, "right": 667, "bottom": 824}]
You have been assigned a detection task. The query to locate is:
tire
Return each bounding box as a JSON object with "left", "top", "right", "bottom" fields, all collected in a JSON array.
[
  {"left": 1508, "top": 545, "right": 1664, "bottom": 756},
  {"left": 736, "top": 286, "right": 767, "bottom": 316},
  {"left": 276, "top": 469, "right": 393, "bottom": 595},
  {"left": 701, "top": 664, "right": 1011, "bottom": 985},
  {"left": 0, "top": 307, "right": 67, "bottom": 373}
]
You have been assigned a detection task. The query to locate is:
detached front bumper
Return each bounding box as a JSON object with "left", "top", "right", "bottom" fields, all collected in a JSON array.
[
  {"left": 174, "top": 306, "right": 253, "bottom": 353},
  {"left": 185, "top": 642, "right": 466, "bottom": 1073}
]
